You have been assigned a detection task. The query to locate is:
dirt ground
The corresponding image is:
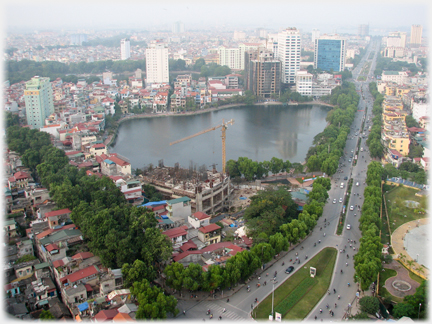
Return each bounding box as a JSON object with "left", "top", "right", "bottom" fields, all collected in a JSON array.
[{"left": 229, "top": 187, "right": 259, "bottom": 210}]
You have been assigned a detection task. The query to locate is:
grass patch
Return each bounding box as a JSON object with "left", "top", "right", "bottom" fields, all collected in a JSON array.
[
  {"left": 384, "top": 186, "right": 426, "bottom": 233},
  {"left": 254, "top": 247, "right": 337, "bottom": 320},
  {"left": 409, "top": 271, "right": 424, "bottom": 284},
  {"left": 378, "top": 268, "right": 403, "bottom": 303}
]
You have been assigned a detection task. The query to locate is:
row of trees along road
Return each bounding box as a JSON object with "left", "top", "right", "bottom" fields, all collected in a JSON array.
[
  {"left": 163, "top": 178, "right": 331, "bottom": 292},
  {"left": 353, "top": 161, "right": 383, "bottom": 291},
  {"left": 5, "top": 125, "right": 177, "bottom": 319},
  {"left": 366, "top": 82, "right": 385, "bottom": 158},
  {"left": 305, "top": 82, "right": 360, "bottom": 176}
]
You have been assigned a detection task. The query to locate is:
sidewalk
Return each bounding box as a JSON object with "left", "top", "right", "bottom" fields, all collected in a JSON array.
[{"left": 391, "top": 218, "right": 429, "bottom": 279}]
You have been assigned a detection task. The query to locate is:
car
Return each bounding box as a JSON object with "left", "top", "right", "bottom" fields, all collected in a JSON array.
[
  {"left": 344, "top": 176, "right": 348, "bottom": 180},
  {"left": 351, "top": 150, "right": 354, "bottom": 153},
  {"left": 285, "top": 266, "right": 294, "bottom": 274},
  {"left": 339, "top": 198, "right": 343, "bottom": 203},
  {"left": 346, "top": 224, "right": 351, "bottom": 230},
  {"left": 333, "top": 199, "right": 337, "bottom": 204},
  {"left": 350, "top": 205, "right": 354, "bottom": 211},
  {"left": 348, "top": 159, "right": 352, "bottom": 162},
  {"left": 356, "top": 182, "right": 360, "bottom": 186}
]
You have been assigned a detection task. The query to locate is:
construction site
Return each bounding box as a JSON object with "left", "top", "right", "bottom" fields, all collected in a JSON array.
[{"left": 140, "top": 161, "right": 232, "bottom": 214}]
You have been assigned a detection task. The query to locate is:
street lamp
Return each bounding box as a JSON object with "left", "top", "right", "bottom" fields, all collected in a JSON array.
[
  {"left": 271, "top": 281, "right": 275, "bottom": 319},
  {"left": 418, "top": 303, "right": 421, "bottom": 319}
]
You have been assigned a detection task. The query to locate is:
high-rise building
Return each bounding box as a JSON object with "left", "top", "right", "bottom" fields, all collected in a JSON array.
[
  {"left": 410, "top": 25, "right": 422, "bottom": 45},
  {"left": 266, "top": 34, "right": 278, "bottom": 57},
  {"left": 358, "top": 24, "right": 369, "bottom": 36},
  {"left": 172, "top": 21, "right": 185, "bottom": 33},
  {"left": 24, "top": 76, "right": 54, "bottom": 129},
  {"left": 311, "top": 29, "right": 320, "bottom": 44},
  {"left": 314, "top": 35, "right": 346, "bottom": 72},
  {"left": 70, "top": 34, "right": 88, "bottom": 45},
  {"left": 145, "top": 40, "right": 169, "bottom": 84},
  {"left": 277, "top": 27, "right": 301, "bottom": 85},
  {"left": 218, "top": 43, "right": 263, "bottom": 70},
  {"left": 121, "top": 38, "right": 131, "bottom": 60},
  {"left": 387, "top": 31, "right": 407, "bottom": 48},
  {"left": 245, "top": 50, "right": 281, "bottom": 98}
]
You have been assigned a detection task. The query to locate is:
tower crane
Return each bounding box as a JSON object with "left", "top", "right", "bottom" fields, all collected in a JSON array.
[{"left": 169, "top": 119, "right": 234, "bottom": 174}]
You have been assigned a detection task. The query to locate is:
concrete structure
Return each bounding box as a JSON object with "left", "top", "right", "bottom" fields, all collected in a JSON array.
[
  {"left": 314, "top": 35, "right": 346, "bottom": 72},
  {"left": 166, "top": 196, "right": 192, "bottom": 221},
  {"left": 198, "top": 223, "right": 221, "bottom": 245},
  {"left": 412, "top": 102, "right": 429, "bottom": 123},
  {"left": 410, "top": 25, "right": 422, "bottom": 45},
  {"left": 120, "top": 38, "right": 130, "bottom": 60},
  {"left": 277, "top": 27, "right": 301, "bottom": 85},
  {"left": 311, "top": 29, "right": 320, "bottom": 44},
  {"left": 141, "top": 166, "right": 232, "bottom": 214},
  {"left": 381, "top": 71, "right": 409, "bottom": 85},
  {"left": 24, "top": 76, "right": 55, "bottom": 129},
  {"left": 245, "top": 50, "right": 281, "bottom": 98},
  {"left": 172, "top": 21, "right": 185, "bottom": 33},
  {"left": 358, "top": 24, "right": 369, "bottom": 36},
  {"left": 145, "top": 40, "right": 169, "bottom": 84},
  {"left": 295, "top": 70, "right": 313, "bottom": 96},
  {"left": 387, "top": 31, "right": 407, "bottom": 48},
  {"left": 70, "top": 34, "right": 88, "bottom": 46}
]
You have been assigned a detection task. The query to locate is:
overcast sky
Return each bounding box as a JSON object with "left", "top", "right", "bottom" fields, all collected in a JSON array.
[{"left": 2, "top": 0, "right": 430, "bottom": 34}]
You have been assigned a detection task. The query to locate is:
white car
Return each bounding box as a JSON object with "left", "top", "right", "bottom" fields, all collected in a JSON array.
[
  {"left": 333, "top": 199, "right": 337, "bottom": 204},
  {"left": 349, "top": 206, "right": 354, "bottom": 211},
  {"left": 339, "top": 198, "right": 343, "bottom": 203},
  {"left": 356, "top": 182, "right": 360, "bottom": 186},
  {"left": 346, "top": 224, "right": 351, "bottom": 230}
]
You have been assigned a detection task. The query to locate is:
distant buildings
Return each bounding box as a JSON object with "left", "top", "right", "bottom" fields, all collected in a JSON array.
[
  {"left": 69, "top": 34, "right": 88, "bottom": 46},
  {"left": 358, "top": 24, "right": 369, "bottom": 36},
  {"left": 277, "top": 27, "right": 301, "bottom": 85},
  {"left": 172, "top": 21, "right": 185, "bottom": 33},
  {"left": 145, "top": 40, "right": 169, "bottom": 84},
  {"left": 218, "top": 43, "right": 263, "bottom": 70},
  {"left": 311, "top": 29, "right": 320, "bottom": 44},
  {"left": 410, "top": 25, "right": 422, "bottom": 45},
  {"left": 245, "top": 50, "right": 281, "bottom": 98},
  {"left": 24, "top": 76, "right": 55, "bottom": 129},
  {"left": 120, "top": 38, "right": 130, "bottom": 60},
  {"left": 314, "top": 35, "right": 346, "bottom": 72}
]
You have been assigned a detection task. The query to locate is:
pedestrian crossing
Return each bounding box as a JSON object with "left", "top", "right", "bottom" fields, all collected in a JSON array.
[{"left": 193, "top": 301, "right": 249, "bottom": 321}]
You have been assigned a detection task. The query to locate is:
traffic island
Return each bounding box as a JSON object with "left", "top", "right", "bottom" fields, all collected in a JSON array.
[{"left": 253, "top": 247, "right": 337, "bottom": 320}]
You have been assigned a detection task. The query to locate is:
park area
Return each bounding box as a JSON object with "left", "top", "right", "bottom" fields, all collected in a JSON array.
[
  {"left": 382, "top": 185, "right": 427, "bottom": 247},
  {"left": 253, "top": 247, "right": 337, "bottom": 320}
]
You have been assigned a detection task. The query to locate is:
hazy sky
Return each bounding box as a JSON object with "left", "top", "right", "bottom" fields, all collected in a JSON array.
[{"left": 2, "top": 0, "right": 430, "bottom": 34}]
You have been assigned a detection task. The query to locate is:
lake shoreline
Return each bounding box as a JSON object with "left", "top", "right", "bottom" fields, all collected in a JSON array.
[{"left": 106, "top": 101, "right": 334, "bottom": 148}]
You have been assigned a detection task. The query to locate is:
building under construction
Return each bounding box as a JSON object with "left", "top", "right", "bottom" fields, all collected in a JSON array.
[
  {"left": 245, "top": 49, "right": 281, "bottom": 98},
  {"left": 140, "top": 161, "right": 232, "bottom": 215}
]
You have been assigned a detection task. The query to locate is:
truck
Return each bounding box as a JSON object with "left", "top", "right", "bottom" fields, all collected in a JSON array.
[{"left": 340, "top": 182, "right": 344, "bottom": 189}]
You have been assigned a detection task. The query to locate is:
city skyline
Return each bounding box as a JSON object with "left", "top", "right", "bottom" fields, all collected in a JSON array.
[{"left": 3, "top": 1, "right": 429, "bottom": 35}]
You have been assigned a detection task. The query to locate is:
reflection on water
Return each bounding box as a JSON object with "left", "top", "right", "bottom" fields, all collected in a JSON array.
[{"left": 111, "top": 104, "right": 329, "bottom": 169}]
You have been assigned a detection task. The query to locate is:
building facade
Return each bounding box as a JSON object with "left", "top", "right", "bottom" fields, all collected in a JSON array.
[
  {"left": 295, "top": 71, "right": 313, "bottom": 96},
  {"left": 277, "top": 28, "right": 301, "bottom": 85},
  {"left": 172, "top": 21, "right": 185, "bottom": 33},
  {"left": 145, "top": 40, "right": 169, "bottom": 84},
  {"left": 314, "top": 36, "right": 346, "bottom": 72},
  {"left": 245, "top": 50, "right": 281, "bottom": 98},
  {"left": 358, "top": 24, "right": 369, "bottom": 36},
  {"left": 410, "top": 25, "right": 422, "bottom": 45},
  {"left": 24, "top": 76, "right": 55, "bottom": 129},
  {"left": 120, "top": 39, "right": 130, "bottom": 60}
]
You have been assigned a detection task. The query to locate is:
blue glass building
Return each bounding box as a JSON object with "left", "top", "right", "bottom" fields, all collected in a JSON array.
[{"left": 314, "top": 38, "right": 346, "bottom": 72}]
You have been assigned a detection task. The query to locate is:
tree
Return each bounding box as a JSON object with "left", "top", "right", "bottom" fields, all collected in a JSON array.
[
  {"left": 406, "top": 259, "right": 415, "bottom": 271},
  {"left": 359, "top": 296, "right": 379, "bottom": 314},
  {"left": 164, "top": 262, "right": 185, "bottom": 292},
  {"left": 39, "top": 309, "right": 55, "bottom": 320},
  {"left": 130, "top": 279, "right": 178, "bottom": 319},
  {"left": 122, "top": 259, "right": 150, "bottom": 288}
]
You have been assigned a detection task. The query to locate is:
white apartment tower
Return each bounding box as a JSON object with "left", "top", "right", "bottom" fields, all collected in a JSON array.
[
  {"left": 312, "top": 29, "right": 320, "bottom": 44},
  {"left": 24, "top": 76, "right": 55, "bottom": 129},
  {"left": 277, "top": 27, "right": 301, "bottom": 84},
  {"left": 145, "top": 40, "right": 169, "bottom": 84},
  {"left": 121, "top": 38, "right": 131, "bottom": 60},
  {"left": 410, "top": 25, "right": 422, "bottom": 45}
]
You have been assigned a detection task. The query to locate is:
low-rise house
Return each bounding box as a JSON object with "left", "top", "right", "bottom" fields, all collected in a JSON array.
[
  {"left": 188, "top": 211, "right": 211, "bottom": 229},
  {"left": 166, "top": 196, "right": 192, "bottom": 222},
  {"left": 26, "top": 277, "right": 58, "bottom": 310},
  {"left": 117, "top": 303, "right": 138, "bottom": 320},
  {"left": 14, "top": 259, "right": 40, "bottom": 279},
  {"left": 163, "top": 225, "right": 189, "bottom": 249},
  {"left": 198, "top": 223, "right": 221, "bottom": 245},
  {"left": 99, "top": 269, "right": 124, "bottom": 296},
  {"left": 5, "top": 219, "right": 17, "bottom": 238}
]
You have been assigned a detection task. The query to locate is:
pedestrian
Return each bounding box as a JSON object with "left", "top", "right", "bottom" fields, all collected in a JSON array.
[{"left": 315, "top": 315, "right": 317, "bottom": 320}]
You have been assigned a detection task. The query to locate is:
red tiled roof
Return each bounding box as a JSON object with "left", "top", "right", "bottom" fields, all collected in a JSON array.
[
  {"left": 13, "top": 171, "right": 29, "bottom": 180},
  {"left": 45, "top": 243, "right": 59, "bottom": 252},
  {"left": 107, "top": 155, "right": 130, "bottom": 167},
  {"left": 94, "top": 309, "right": 119, "bottom": 321},
  {"left": 45, "top": 208, "right": 72, "bottom": 218},
  {"left": 92, "top": 143, "right": 106, "bottom": 149},
  {"left": 163, "top": 225, "right": 188, "bottom": 239},
  {"left": 113, "top": 312, "right": 134, "bottom": 321},
  {"left": 198, "top": 223, "right": 221, "bottom": 234},
  {"left": 72, "top": 252, "right": 94, "bottom": 260},
  {"left": 61, "top": 265, "right": 98, "bottom": 285},
  {"left": 192, "top": 211, "right": 210, "bottom": 220},
  {"left": 84, "top": 284, "right": 93, "bottom": 292},
  {"left": 52, "top": 259, "right": 64, "bottom": 268}
]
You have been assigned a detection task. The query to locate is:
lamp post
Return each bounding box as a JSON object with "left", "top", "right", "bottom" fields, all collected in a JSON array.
[
  {"left": 418, "top": 303, "right": 421, "bottom": 319},
  {"left": 271, "top": 281, "right": 275, "bottom": 319}
]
